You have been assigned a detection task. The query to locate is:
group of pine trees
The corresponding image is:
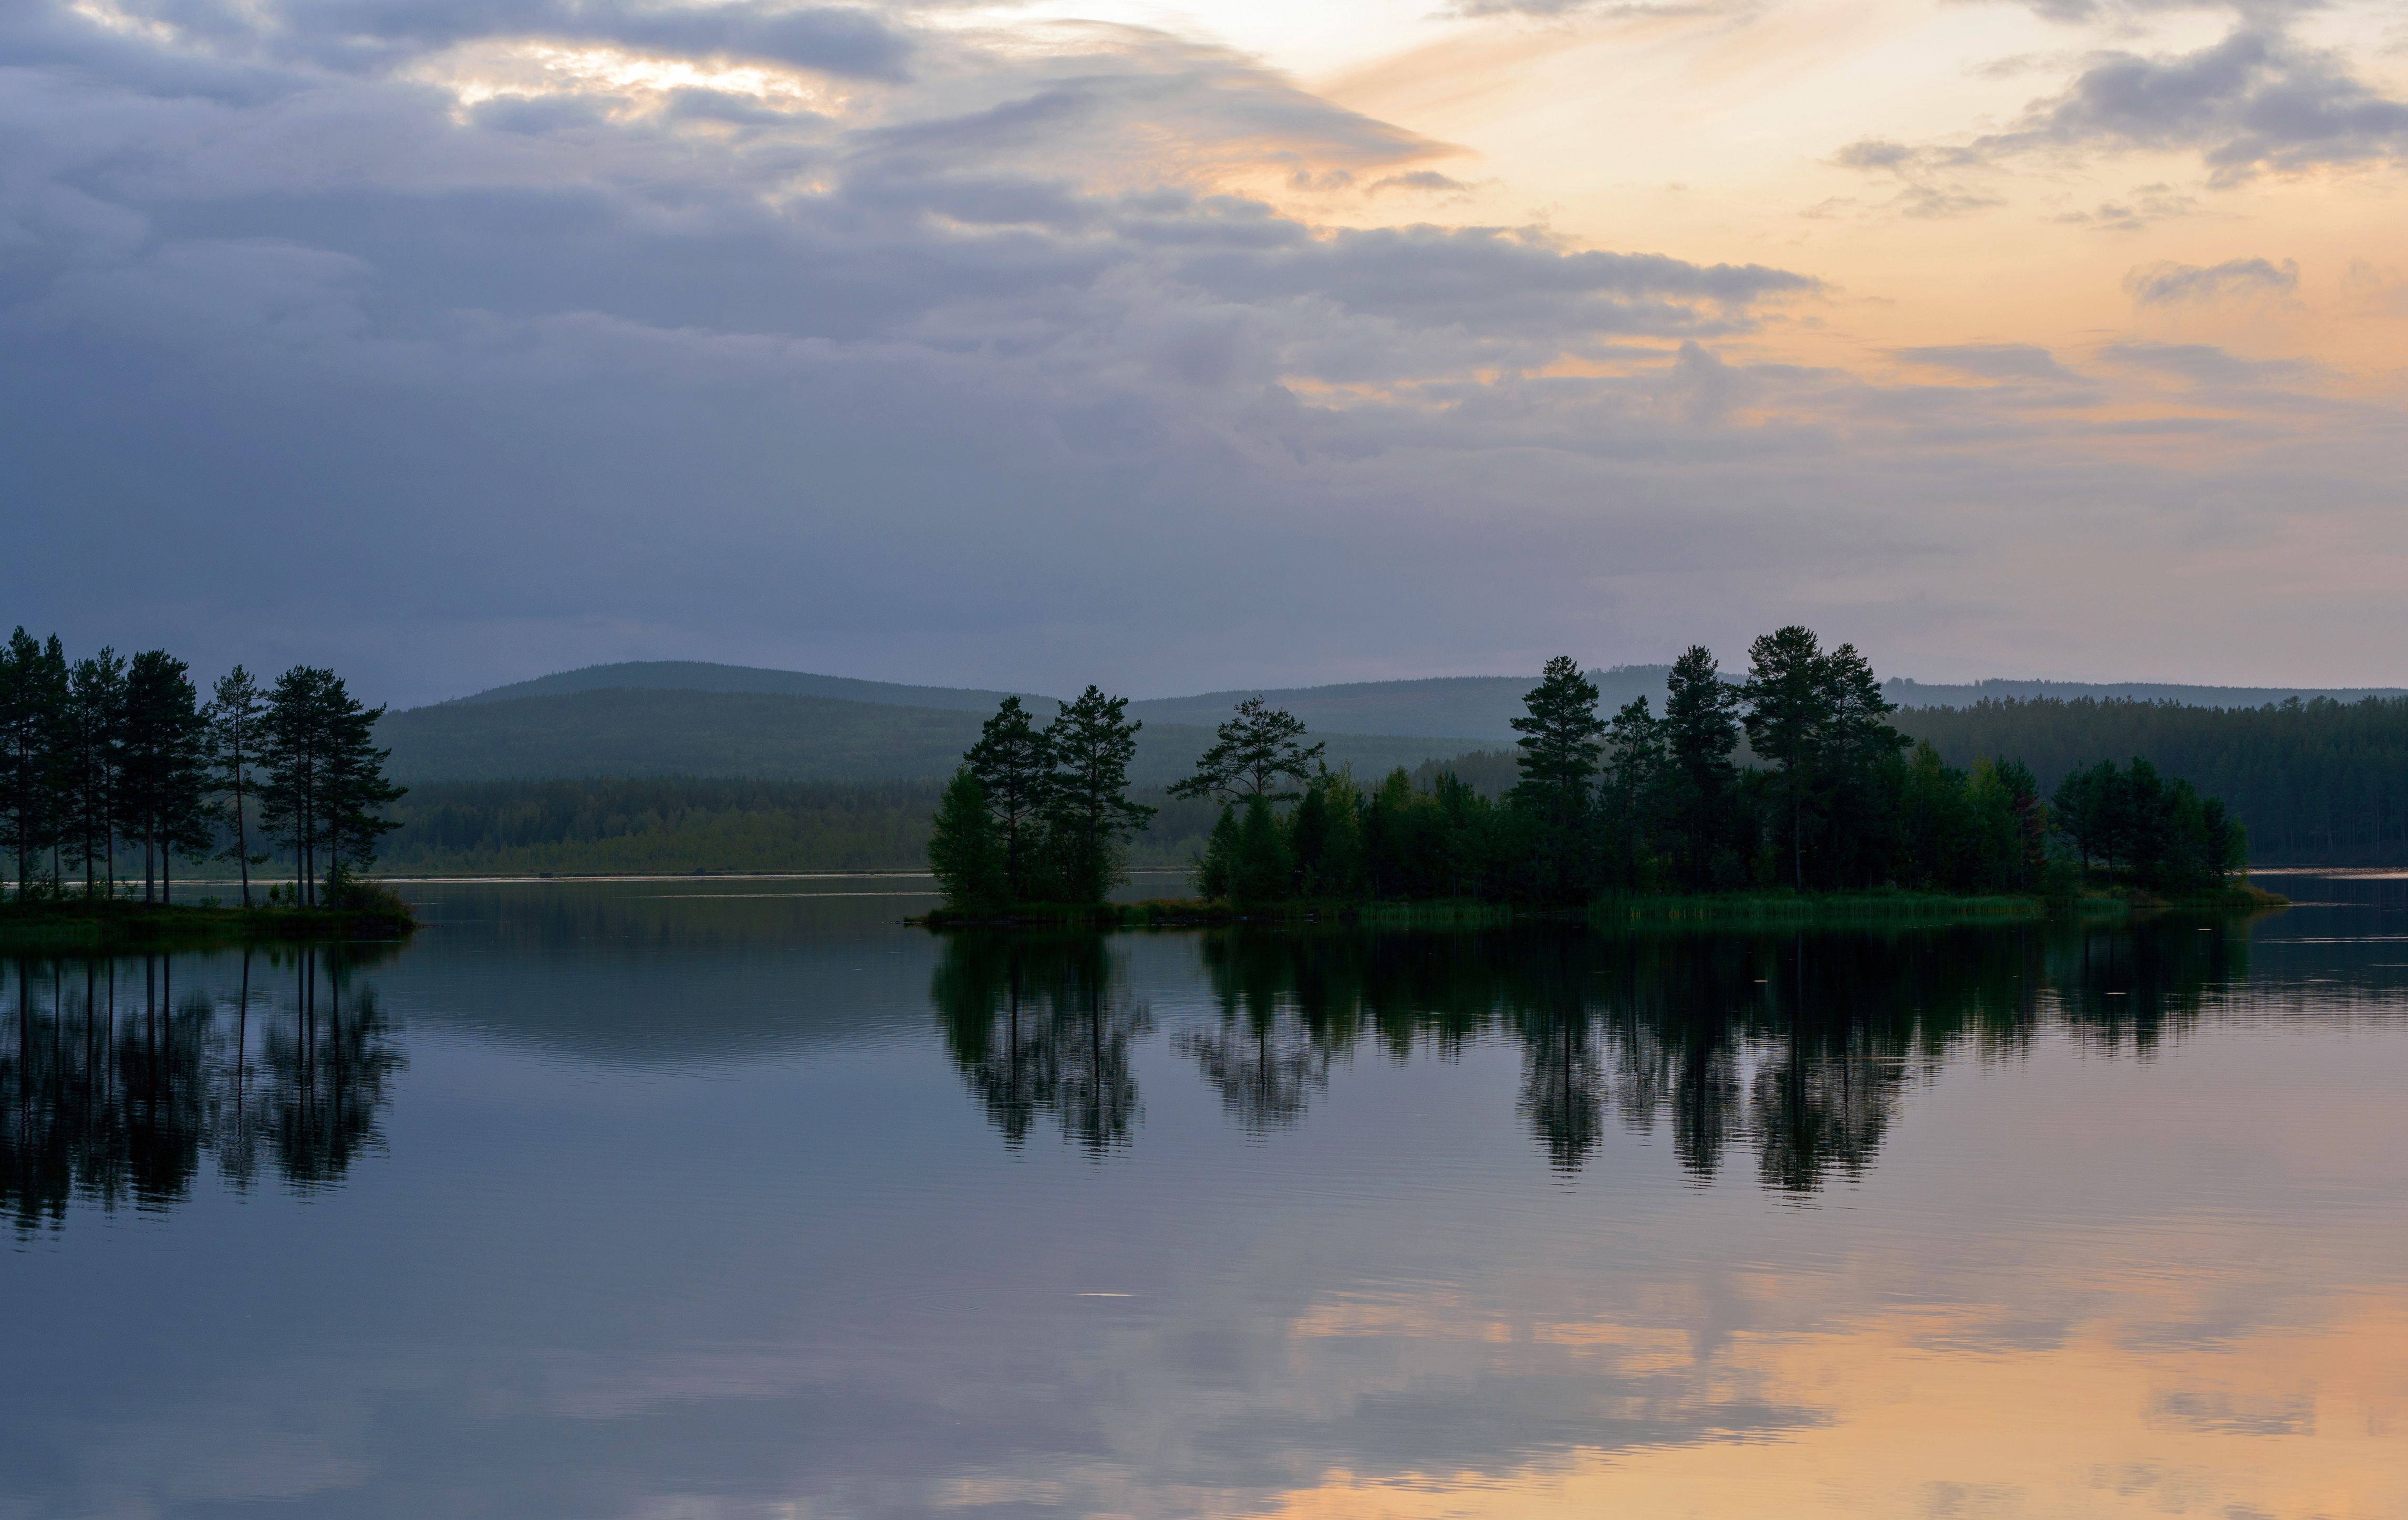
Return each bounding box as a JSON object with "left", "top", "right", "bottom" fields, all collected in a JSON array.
[
  {"left": 0, "top": 629, "right": 403, "bottom": 907},
  {"left": 926, "top": 688, "right": 1159, "bottom": 911},
  {"left": 927, "top": 628, "right": 2250, "bottom": 911}
]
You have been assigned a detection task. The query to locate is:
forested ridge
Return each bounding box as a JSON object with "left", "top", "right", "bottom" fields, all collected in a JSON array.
[
  {"left": 376, "top": 692, "right": 2404, "bottom": 877},
  {"left": 1899, "top": 696, "right": 2408, "bottom": 865}
]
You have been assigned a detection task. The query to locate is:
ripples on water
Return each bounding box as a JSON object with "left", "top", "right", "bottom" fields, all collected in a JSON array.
[{"left": 3, "top": 874, "right": 2404, "bottom": 1518}]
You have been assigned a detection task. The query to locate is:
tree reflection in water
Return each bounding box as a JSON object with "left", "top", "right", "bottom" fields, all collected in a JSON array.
[
  {"left": 933, "top": 934, "right": 1151, "bottom": 1156},
  {"left": 2, "top": 945, "right": 404, "bottom": 1232},
  {"left": 933, "top": 915, "right": 2251, "bottom": 1190}
]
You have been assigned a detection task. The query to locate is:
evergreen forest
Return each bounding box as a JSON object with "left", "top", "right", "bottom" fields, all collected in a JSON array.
[
  {"left": 0, "top": 629, "right": 404, "bottom": 908},
  {"left": 929, "top": 630, "right": 2254, "bottom": 913}
]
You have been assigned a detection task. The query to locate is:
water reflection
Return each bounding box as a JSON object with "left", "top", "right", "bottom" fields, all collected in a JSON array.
[
  {"left": 933, "top": 934, "right": 1152, "bottom": 1154},
  {"left": 936, "top": 915, "right": 2256, "bottom": 1190},
  {"left": 1, "top": 947, "right": 404, "bottom": 1232}
]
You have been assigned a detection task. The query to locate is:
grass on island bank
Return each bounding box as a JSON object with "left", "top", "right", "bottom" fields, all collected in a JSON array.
[
  {"left": 914, "top": 879, "right": 2288, "bottom": 931},
  {"left": 0, "top": 886, "right": 420, "bottom": 949}
]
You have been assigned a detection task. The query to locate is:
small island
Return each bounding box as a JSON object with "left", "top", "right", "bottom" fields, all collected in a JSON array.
[
  {"left": 0, "top": 633, "right": 416, "bottom": 947},
  {"left": 920, "top": 627, "right": 2283, "bottom": 928}
]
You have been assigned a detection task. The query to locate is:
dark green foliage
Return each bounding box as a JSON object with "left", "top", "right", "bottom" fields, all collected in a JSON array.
[
  {"left": 1151, "top": 639, "right": 2249, "bottom": 911},
  {"left": 1660, "top": 646, "right": 1744, "bottom": 889},
  {"left": 1740, "top": 630, "right": 1908, "bottom": 890},
  {"left": 1901, "top": 695, "right": 2408, "bottom": 865},
  {"left": 61, "top": 651, "right": 126, "bottom": 897},
  {"left": 1227, "top": 795, "right": 1293, "bottom": 906},
  {"left": 0, "top": 630, "right": 70, "bottom": 899},
  {"left": 1509, "top": 657, "right": 1603, "bottom": 902},
  {"left": 2049, "top": 757, "right": 2244, "bottom": 890},
  {"left": 256, "top": 668, "right": 404, "bottom": 907},
  {"left": 209, "top": 667, "right": 269, "bottom": 907},
  {"left": 963, "top": 696, "right": 1052, "bottom": 900},
  {"left": 1169, "top": 697, "right": 1327, "bottom": 804},
  {"left": 928, "top": 768, "right": 1009, "bottom": 913},
  {"left": 117, "top": 651, "right": 216, "bottom": 904},
  {"left": 1041, "top": 686, "right": 1155, "bottom": 903}
]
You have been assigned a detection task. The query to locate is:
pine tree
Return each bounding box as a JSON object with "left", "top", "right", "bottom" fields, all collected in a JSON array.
[
  {"left": 1601, "top": 696, "right": 1665, "bottom": 889},
  {"left": 0, "top": 629, "right": 69, "bottom": 900},
  {"left": 1169, "top": 697, "right": 1325, "bottom": 804},
  {"left": 211, "top": 665, "right": 269, "bottom": 907},
  {"left": 928, "top": 767, "right": 1008, "bottom": 912},
  {"left": 963, "top": 696, "right": 1053, "bottom": 901},
  {"left": 1741, "top": 626, "right": 1832, "bottom": 889},
  {"left": 117, "top": 650, "right": 214, "bottom": 904},
  {"left": 260, "top": 667, "right": 340, "bottom": 905},
  {"left": 1509, "top": 656, "right": 1605, "bottom": 902},
  {"left": 318, "top": 677, "right": 404, "bottom": 890},
  {"left": 1229, "top": 794, "right": 1293, "bottom": 905},
  {"left": 1660, "top": 646, "right": 1742, "bottom": 889},
  {"left": 65, "top": 650, "right": 125, "bottom": 897},
  {"left": 1041, "top": 686, "right": 1154, "bottom": 903}
]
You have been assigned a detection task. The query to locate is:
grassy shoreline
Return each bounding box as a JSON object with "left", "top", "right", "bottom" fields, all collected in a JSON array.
[
  {"left": 916, "top": 880, "right": 2288, "bottom": 930},
  {"left": 0, "top": 898, "right": 420, "bottom": 949}
]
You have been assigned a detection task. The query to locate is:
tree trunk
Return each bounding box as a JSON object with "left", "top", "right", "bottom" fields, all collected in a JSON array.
[{"left": 234, "top": 769, "right": 251, "bottom": 908}]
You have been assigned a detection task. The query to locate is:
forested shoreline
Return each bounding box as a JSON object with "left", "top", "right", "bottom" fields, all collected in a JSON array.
[
  {"left": 0, "top": 629, "right": 408, "bottom": 917},
  {"left": 930, "top": 629, "right": 2256, "bottom": 915}
]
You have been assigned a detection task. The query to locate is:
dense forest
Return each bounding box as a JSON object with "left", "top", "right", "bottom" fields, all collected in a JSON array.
[
  {"left": 0, "top": 629, "right": 404, "bottom": 907},
  {"left": 1899, "top": 696, "right": 2408, "bottom": 865},
  {"left": 932, "top": 630, "right": 2253, "bottom": 912}
]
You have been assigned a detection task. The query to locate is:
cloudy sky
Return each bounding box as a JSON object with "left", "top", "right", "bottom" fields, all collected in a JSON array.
[{"left": 4, "top": 0, "right": 2403, "bottom": 706}]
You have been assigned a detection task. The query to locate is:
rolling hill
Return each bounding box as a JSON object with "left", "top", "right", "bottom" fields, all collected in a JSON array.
[
  {"left": 375, "top": 687, "right": 1480, "bottom": 787},
  {"left": 436, "top": 661, "right": 2407, "bottom": 746}
]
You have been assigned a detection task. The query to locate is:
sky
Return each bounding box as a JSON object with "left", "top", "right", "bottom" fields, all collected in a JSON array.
[{"left": 3, "top": 0, "right": 2404, "bottom": 707}]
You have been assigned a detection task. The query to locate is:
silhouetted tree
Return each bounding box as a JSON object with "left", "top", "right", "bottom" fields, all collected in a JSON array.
[
  {"left": 1509, "top": 656, "right": 1605, "bottom": 902},
  {"left": 209, "top": 666, "right": 269, "bottom": 907},
  {"left": 1041, "top": 686, "right": 1154, "bottom": 903},
  {"left": 928, "top": 767, "right": 1008, "bottom": 912},
  {"left": 1660, "top": 646, "right": 1743, "bottom": 889},
  {"left": 963, "top": 696, "right": 1053, "bottom": 899},
  {"left": 1169, "top": 697, "right": 1325, "bottom": 804},
  {"left": 117, "top": 652, "right": 215, "bottom": 904},
  {"left": 64, "top": 651, "right": 125, "bottom": 897}
]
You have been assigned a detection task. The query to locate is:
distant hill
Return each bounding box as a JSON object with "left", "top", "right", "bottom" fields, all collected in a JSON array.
[
  {"left": 376, "top": 687, "right": 1479, "bottom": 786},
  {"left": 443, "top": 661, "right": 1680, "bottom": 741},
  {"left": 446, "top": 660, "right": 1043, "bottom": 714},
  {"left": 1886, "top": 678, "right": 2407, "bottom": 709},
  {"left": 441, "top": 661, "right": 2407, "bottom": 745}
]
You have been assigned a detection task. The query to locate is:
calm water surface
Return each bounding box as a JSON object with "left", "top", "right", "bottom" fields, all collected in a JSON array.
[{"left": 5, "top": 874, "right": 2405, "bottom": 1519}]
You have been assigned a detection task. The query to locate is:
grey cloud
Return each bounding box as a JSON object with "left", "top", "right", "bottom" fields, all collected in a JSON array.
[
  {"left": 1889, "top": 343, "right": 2084, "bottom": 382},
  {"left": 2097, "top": 340, "right": 2321, "bottom": 386},
  {"left": 1826, "top": 141, "right": 2001, "bottom": 220},
  {"left": 1, "top": 0, "right": 2401, "bottom": 705},
  {"left": 1835, "top": 27, "right": 2408, "bottom": 199},
  {"left": 1977, "top": 29, "right": 2408, "bottom": 183},
  {"left": 99, "top": 0, "right": 915, "bottom": 78},
  {"left": 2122, "top": 256, "right": 2298, "bottom": 305},
  {"left": 1368, "top": 170, "right": 1475, "bottom": 196}
]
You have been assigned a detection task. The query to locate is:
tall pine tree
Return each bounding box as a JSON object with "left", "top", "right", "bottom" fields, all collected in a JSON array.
[{"left": 1042, "top": 686, "right": 1154, "bottom": 903}]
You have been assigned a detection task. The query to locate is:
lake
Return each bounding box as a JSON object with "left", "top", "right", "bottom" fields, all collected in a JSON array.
[{"left": 4, "top": 874, "right": 2405, "bottom": 1519}]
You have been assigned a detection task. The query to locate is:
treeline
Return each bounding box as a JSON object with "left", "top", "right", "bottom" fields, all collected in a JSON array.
[
  {"left": 0, "top": 629, "right": 403, "bottom": 907},
  {"left": 931, "top": 630, "right": 2250, "bottom": 911},
  {"left": 1901, "top": 695, "right": 2408, "bottom": 865},
  {"left": 377, "top": 777, "right": 1227, "bottom": 877}
]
